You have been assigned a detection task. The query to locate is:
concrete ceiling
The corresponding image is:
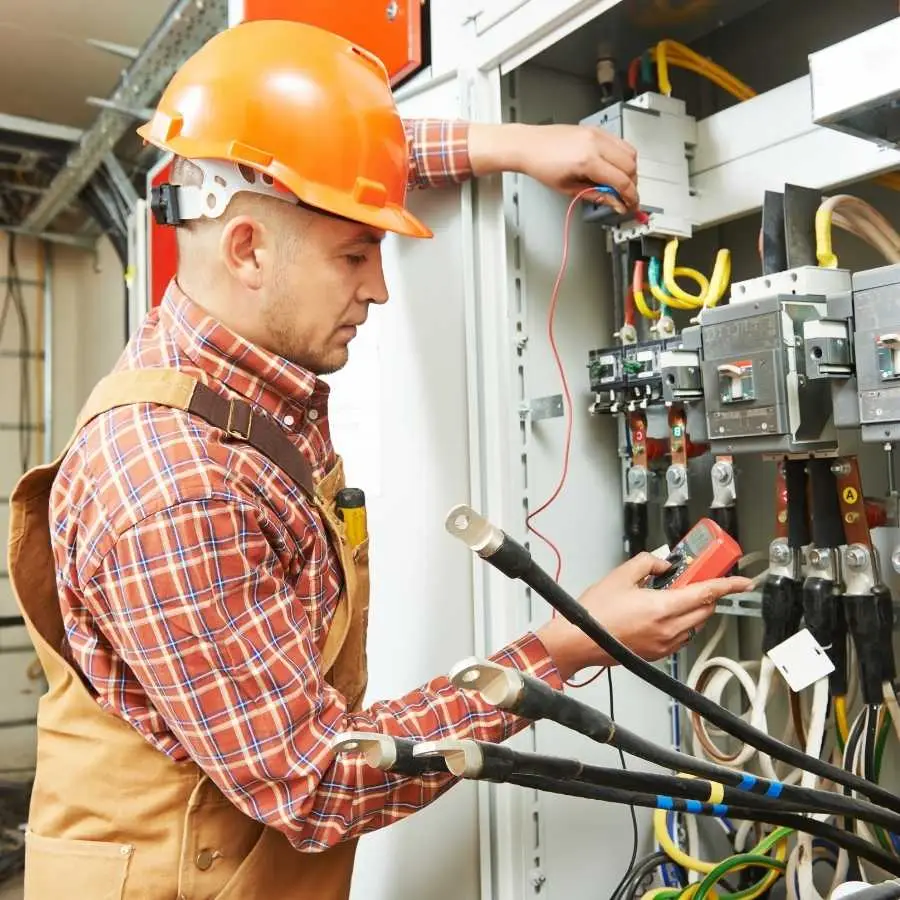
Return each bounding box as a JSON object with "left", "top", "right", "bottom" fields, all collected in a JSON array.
[{"left": 0, "top": 0, "right": 172, "bottom": 130}]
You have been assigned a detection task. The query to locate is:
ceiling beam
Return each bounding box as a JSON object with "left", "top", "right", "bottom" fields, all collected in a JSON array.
[
  {"left": 84, "top": 38, "right": 141, "bottom": 61},
  {"left": 22, "top": 0, "right": 227, "bottom": 233},
  {"left": 0, "top": 112, "right": 82, "bottom": 144},
  {"left": 86, "top": 97, "right": 157, "bottom": 121}
]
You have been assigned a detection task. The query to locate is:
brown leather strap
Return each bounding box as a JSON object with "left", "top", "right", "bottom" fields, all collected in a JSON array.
[
  {"left": 188, "top": 382, "right": 315, "bottom": 499},
  {"left": 76, "top": 370, "right": 315, "bottom": 500}
]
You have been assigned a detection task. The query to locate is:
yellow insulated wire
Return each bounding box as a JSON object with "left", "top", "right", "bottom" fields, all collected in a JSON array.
[
  {"left": 661, "top": 240, "right": 730, "bottom": 308},
  {"left": 652, "top": 40, "right": 756, "bottom": 101},
  {"left": 834, "top": 695, "right": 850, "bottom": 745},
  {"left": 634, "top": 284, "right": 661, "bottom": 320},
  {"left": 815, "top": 204, "right": 839, "bottom": 268}
]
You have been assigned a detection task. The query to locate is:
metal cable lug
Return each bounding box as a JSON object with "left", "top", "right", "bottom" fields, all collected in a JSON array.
[
  {"left": 444, "top": 505, "right": 504, "bottom": 557},
  {"left": 412, "top": 739, "right": 485, "bottom": 778},
  {"left": 448, "top": 657, "right": 524, "bottom": 709},
  {"left": 330, "top": 732, "right": 398, "bottom": 771}
]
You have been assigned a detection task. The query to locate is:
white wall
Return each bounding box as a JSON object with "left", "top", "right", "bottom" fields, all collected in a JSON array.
[{"left": 0, "top": 232, "right": 124, "bottom": 778}]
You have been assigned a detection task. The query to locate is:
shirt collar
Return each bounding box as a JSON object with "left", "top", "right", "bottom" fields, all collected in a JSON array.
[{"left": 160, "top": 282, "right": 330, "bottom": 427}]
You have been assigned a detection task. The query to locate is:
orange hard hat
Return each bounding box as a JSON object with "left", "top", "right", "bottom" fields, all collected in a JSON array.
[{"left": 137, "top": 20, "right": 431, "bottom": 239}]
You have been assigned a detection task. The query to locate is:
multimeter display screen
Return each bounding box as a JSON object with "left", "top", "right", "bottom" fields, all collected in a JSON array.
[{"left": 682, "top": 523, "right": 712, "bottom": 558}]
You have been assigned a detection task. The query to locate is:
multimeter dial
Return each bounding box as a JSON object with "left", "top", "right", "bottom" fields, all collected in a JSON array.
[{"left": 648, "top": 552, "right": 685, "bottom": 589}]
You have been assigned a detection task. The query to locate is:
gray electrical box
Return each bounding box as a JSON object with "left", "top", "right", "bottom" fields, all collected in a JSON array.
[
  {"left": 580, "top": 92, "right": 696, "bottom": 242},
  {"left": 853, "top": 263, "right": 900, "bottom": 442},
  {"left": 699, "top": 296, "right": 839, "bottom": 455}
]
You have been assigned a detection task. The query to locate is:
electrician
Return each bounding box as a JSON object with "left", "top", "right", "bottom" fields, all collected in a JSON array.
[{"left": 8, "top": 21, "right": 750, "bottom": 900}]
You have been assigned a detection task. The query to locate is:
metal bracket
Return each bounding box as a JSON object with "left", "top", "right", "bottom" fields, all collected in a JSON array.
[
  {"left": 716, "top": 591, "right": 764, "bottom": 618},
  {"left": 524, "top": 394, "right": 564, "bottom": 422}
]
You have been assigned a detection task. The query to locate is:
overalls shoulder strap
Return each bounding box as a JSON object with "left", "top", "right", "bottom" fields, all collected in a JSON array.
[{"left": 76, "top": 368, "right": 315, "bottom": 498}]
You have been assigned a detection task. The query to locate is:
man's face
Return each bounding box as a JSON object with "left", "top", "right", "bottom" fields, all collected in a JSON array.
[{"left": 260, "top": 210, "right": 388, "bottom": 375}]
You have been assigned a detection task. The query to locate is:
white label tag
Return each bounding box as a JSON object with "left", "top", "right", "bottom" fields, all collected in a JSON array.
[
  {"left": 651, "top": 543, "right": 671, "bottom": 560},
  {"left": 766, "top": 628, "right": 835, "bottom": 693}
]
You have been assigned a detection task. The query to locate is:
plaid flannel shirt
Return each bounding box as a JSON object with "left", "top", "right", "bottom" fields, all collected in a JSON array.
[{"left": 50, "top": 119, "right": 562, "bottom": 851}]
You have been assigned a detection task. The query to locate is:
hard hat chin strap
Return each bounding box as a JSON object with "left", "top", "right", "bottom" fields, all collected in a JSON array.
[{"left": 150, "top": 159, "right": 298, "bottom": 226}]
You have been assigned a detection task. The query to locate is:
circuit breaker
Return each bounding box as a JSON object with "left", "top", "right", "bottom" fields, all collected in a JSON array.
[
  {"left": 852, "top": 263, "right": 900, "bottom": 442},
  {"left": 588, "top": 336, "right": 684, "bottom": 414},
  {"left": 579, "top": 92, "right": 697, "bottom": 243},
  {"left": 697, "top": 269, "right": 854, "bottom": 456}
]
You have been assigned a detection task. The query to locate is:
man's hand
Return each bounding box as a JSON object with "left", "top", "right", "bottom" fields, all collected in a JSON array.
[
  {"left": 535, "top": 552, "right": 752, "bottom": 683},
  {"left": 468, "top": 122, "right": 639, "bottom": 214}
]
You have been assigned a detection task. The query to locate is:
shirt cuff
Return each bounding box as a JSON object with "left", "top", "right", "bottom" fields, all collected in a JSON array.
[{"left": 405, "top": 118, "right": 474, "bottom": 189}]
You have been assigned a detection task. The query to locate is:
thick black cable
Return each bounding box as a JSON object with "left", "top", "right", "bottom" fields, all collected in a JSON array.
[
  {"left": 479, "top": 533, "right": 900, "bottom": 813},
  {"left": 807, "top": 459, "right": 845, "bottom": 549},
  {"left": 608, "top": 668, "right": 639, "bottom": 900},
  {"left": 784, "top": 459, "right": 810, "bottom": 549},
  {"left": 507, "top": 773, "right": 900, "bottom": 876},
  {"left": 470, "top": 740, "right": 900, "bottom": 834},
  {"left": 481, "top": 667, "right": 900, "bottom": 832}
]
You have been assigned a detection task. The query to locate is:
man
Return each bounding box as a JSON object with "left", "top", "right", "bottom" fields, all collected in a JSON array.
[{"left": 9, "top": 20, "right": 749, "bottom": 900}]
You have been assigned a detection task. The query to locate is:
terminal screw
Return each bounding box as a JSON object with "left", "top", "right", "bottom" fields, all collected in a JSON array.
[
  {"left": 770, "top": 542, "right": 791, "bottom": 566},
  {"left": 844, "top": 546, "right": 869, "bottom": 570}
]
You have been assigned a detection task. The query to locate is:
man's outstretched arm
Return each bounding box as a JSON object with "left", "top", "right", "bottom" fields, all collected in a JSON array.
[{"left": 404, "top": 118, "right": 639, "bottom": 213}]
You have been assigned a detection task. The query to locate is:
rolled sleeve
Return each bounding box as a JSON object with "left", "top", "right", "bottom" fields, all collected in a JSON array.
[{"left": 403, "top": 118, "right": 473, "bottom": 189}]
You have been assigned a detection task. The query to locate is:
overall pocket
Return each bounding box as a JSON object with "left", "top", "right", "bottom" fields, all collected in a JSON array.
[{"left": 25, "top": 830, "right": 133, "bottom": 900}]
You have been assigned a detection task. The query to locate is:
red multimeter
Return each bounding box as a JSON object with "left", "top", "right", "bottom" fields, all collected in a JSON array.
[{"left": 645, "top": 518, "right": 743, "bottom": 590}]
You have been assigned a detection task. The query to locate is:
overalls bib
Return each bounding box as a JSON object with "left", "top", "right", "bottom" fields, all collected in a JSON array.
[{"left": 7, "top": 369, "right": 370, "bottom": 899}]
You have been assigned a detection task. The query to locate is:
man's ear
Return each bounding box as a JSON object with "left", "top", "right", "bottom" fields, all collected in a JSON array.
[{"left": 219, "top": 215, "right": 266, "bottom": 290}]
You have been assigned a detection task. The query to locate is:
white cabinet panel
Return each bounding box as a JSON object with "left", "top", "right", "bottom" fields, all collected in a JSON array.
[
  {"left": 470, "top": 0, "right": 626, "bottom": 71},
  {"left": 330, "top": 78, "right": 481, "bottom": 900}
]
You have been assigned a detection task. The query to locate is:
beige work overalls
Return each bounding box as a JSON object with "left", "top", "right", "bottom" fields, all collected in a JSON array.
[{"left": 7, "top": 369, "right": 371, "bottom": 900}]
